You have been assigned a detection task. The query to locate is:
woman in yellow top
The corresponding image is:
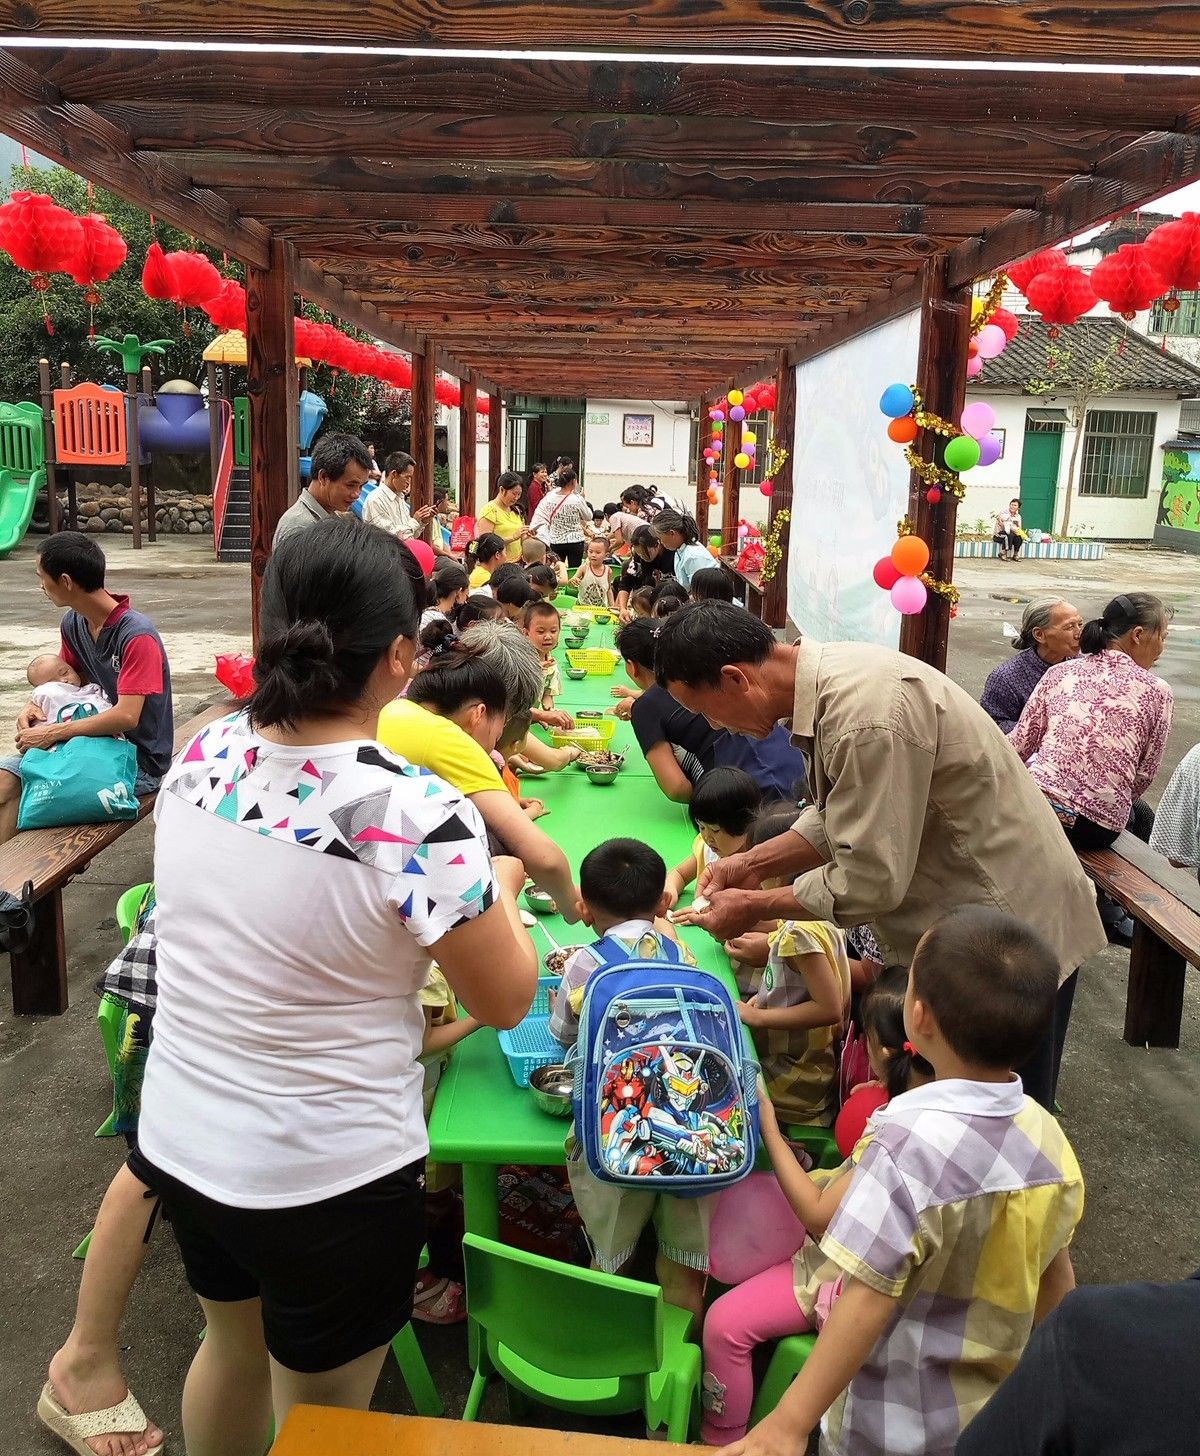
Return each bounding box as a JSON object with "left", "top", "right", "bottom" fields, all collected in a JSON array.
[
  {"left": 378, "top": 636, "right": 580, "bottom": 917},
  {"left": 476, "top": 471, "right": 529, "bottom": 563}
]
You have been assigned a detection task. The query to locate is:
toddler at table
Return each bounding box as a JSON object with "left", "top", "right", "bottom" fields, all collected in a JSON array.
[
  {"left": 526, "top": 563, "right": 560, "bottom": 601},
  {"left": 701, "top": 966, "right": 932, "bottom": 1446},
  {"left": 549, "top": 838, "right": 713, "bottom": 1322},
  {"left": 571, "top": 537, "right": 616, "bottom": 609},
  {"left": 521, "top": 599, "right": 563, "bottom": 713},
  {"left": 663, "top": 766, "right": 760, "bottom": 915},
  {"left": 730, "top": 908, "right": 1083, "bottom": 1456},
  {"left": 733, "top": 804, "right": 853, "bottom": 1127}
]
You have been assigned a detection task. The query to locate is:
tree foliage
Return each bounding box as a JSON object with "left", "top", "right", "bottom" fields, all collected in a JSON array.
[{"left": 1023, "top": 338, "right": 1121, "bottom": 535}]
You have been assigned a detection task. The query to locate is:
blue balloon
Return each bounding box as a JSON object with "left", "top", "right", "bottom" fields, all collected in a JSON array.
[{"left": 879, "top": 383, "right": 915, "bottom": 419}]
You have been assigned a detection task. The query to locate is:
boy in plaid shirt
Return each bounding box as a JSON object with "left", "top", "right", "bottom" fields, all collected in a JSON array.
[{"left": 728, "top": 906, "right": 1083, "bottom": 1456}]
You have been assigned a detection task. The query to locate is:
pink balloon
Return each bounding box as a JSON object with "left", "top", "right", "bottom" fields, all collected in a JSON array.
[
  {"left": 966, "top": 355, "right": 984, "bottom": 379},
  {"left": 890, "top": 576, "right": 928, "bottom": 614},
  {"left": 708, "top": 408, "right": 724, "bottom": 421},
  {"left": 403, "top": 538, "right": 436, "bottom": 577},
  {"left": 959, "top": 401, "right": 996, "bottom": 440},
  {"left": 759, "top": 482, "right": 773, "bottom": 497},
  {"left": 976, "top": 433, "right": 1002, "bottom": 467},
  {"left": 975, "top": 324, "right": 1007, "bottom": 359}
]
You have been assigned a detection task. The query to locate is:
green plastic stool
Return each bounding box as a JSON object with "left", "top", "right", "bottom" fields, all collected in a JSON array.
[
  {"left": 390, "top": 1322, "right": 444, "bottom": 1417},
  {"left": 460, "top": 1232, "right": 700, "bottom": 1441},
  {"left": 749, "top": 1332, "right": 816, "bottom": 1426},
  {"left": 95, "top": 884, "right": 151, "bottom": 1139},
  {"left": 115, "top": 882, "right": 151, "bottom": 945},
  {"left": 784, "top": 1123, "right": 842, "bottom": 1170}
]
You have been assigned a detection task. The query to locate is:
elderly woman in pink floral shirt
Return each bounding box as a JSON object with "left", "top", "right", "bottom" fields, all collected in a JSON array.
[{"left": 1011, "top": 592, "right": 1174, "bottom": 853}]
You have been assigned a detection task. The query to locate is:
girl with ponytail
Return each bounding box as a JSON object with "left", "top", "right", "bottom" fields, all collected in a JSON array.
[
  {"left": 466, "top": 532, "right": 506, "bottom": 591},
  {"left": 1012, "top": 591, "right": 1173, "bottom": 857},
  {"left": 701, "top": 964, "right": 931, "bottom": 1447},
  {"left": 651, "top": 509, "right": 712, "bottom": 590}
]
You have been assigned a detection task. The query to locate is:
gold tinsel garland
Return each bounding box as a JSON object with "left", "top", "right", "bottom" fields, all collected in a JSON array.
[
  {"left": 760, "top": 507, "right": 791, "bottom": 584},
  {"left": 764, "top": 437, "right": 789, "bottom": 481},
  {"left": 970, "top": 273, "right": 1008, "bottom": 336}
]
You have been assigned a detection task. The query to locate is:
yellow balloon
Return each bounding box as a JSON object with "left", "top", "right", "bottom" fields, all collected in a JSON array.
[
  {"left": 971, "top": 297, "right": 984, "bottom": 318},
  {"left": 742, "top": 429, "right": 757, "bottom": 445},
  {"left": 734, "top": 452, "right": 751, "bottom": 469},
  {"left": 728, "top": 388, "right": 744, "bottom": 406}
]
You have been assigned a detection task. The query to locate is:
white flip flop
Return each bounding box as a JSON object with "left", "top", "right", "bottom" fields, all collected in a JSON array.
[{"left": 37, "top": 1382, "right": 165, "bottom": 1456}]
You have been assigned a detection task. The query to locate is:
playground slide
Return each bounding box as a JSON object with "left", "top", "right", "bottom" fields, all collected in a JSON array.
[{"left": 0, "top": 466, "right": 43, "bottom": 559}]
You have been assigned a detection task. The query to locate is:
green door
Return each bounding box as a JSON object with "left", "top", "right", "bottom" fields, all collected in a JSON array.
[{"left": 1018, "top": 421, "right": 1064, "bottom": 532}]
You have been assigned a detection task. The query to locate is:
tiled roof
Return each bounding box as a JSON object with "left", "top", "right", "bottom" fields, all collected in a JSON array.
[{"left": 980, "top": 316, "right": 1200, "bottom": 395}]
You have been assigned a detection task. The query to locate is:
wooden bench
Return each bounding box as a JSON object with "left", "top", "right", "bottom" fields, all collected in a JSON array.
[
  {"left": 1076, "top": 831, "right": 1200, "bottom": 1049},
  {"left": 717, "top": 555, "right": 766, "bottom": 619},
  {"left": 0, "top": 699, "right": 233, "bottom": 1016}
]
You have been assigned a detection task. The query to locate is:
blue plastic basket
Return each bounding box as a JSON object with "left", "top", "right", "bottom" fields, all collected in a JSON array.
[{"left": 498, "top": 976, "right": 564, "bottom": 1087}]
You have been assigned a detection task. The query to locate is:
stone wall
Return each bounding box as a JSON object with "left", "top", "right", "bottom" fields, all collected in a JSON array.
[{"left": 73, "top": 481, "right": 213, "bottom": 537}]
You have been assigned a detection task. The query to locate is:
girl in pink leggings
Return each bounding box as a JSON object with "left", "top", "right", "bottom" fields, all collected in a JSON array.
[{"left": 701, "top": 968, "right": 930, "bottom": 1446}]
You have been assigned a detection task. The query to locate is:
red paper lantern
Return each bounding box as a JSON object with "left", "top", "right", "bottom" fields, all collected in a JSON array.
[
  {"left": 141, "top": 240, "right": 175, "bottom": 300},
  {"left": 990, "top": 307, "right": 1020, "bottom": 342},
  {"left": 204, "top": 278, "right": 246, "bottom": 333},
  {"left": 1025, "top": 265, "right": 1097, "bottom": 330},
  {"left": 0, "top": 190, "right": 86, "bottom": 334},
  {"left": 1006, "top": 248, "right": 1067, "bottom": 295},
  {"left": 67, "top": 213, "right": 127, "bottom": 336},
  {"left": 165, "top": 251, "right": 223, "bottom": 336},
  {"left": 1090, "top": 244, "right": 1167, "bottom": 321},
  {"left": 1143, "top": 213, "right": 1200, "bottom": 293}
]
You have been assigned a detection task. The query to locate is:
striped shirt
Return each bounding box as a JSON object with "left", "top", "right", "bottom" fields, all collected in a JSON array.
[{"left": 819, "top": 1077, "right": 1083, "bottom": 1456}]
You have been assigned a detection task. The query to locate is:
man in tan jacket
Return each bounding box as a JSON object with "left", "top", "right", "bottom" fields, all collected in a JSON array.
[{"left": 660, "top": 602, "right": 1106, "bottom": 1108}]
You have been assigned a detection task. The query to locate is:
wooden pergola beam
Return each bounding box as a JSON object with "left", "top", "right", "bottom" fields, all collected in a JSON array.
[
  {"left": 29, "top": 51, "right": 1200, "bottom": 134},
  {"left": 104, "top": 105, "right": 1139, "bottom": 176},
  {"left": 161, "top": 153, "right": 1059, "bottom": 211},
  {"left": 327, "top": 256, "right": 931, "bottom": 287},
  {"left": 290, "top": 255, "right": 424, "bottom": 356},
  {"left": 0, "top": 50, "right": 271, "bottom": 267},
  {"left": 6, "top": 2, "right": 1199, "bottom": 64},
  {"left": 223, "top": 192, "right": 1006, "bottom": 236}
]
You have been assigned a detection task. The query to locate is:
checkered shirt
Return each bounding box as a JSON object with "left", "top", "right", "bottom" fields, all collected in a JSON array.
[
  {"left": 100, "top": 904, "right": 159, "bottom": 1011},
  {"left": 818, "top": 1077, "right": 1083, "bottom": 1456}
]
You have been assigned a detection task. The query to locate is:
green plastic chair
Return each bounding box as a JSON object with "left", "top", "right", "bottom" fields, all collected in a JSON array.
[
  {"left": 749, "top": 1332, "right": 815, "bottom": 1426},
  {"left": 115, "top": 881, "right": 151, "bottom": 944},
  {"left": 94, "top": 884, "right": 152, "bottom": 1140},
  {"left": 390, "top": 1322, "right": 444, "bottom": 1417},
  {"left": 460, "top": 1233, "right": 700, "bottom": 1441},
  {"left": 784, "top": 1123, "right": 842, "bottom": 1171}
]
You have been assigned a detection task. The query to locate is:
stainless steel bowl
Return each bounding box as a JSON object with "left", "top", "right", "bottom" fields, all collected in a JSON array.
[
  {"left": 543, "top": 945, "right": 583, "bottom": 976},
  {"left": 585, "top": 765, "right": 619, "bottom": 785},
  {"left": 529, "top": 1063, "right": 574, "bottom": 1116}
]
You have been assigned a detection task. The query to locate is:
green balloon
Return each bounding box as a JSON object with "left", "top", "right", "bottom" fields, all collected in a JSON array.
[
  {"left": 709, "top": 534, "right": 722, "bottom": 548},
  {"left": 943, "top": 435, "right": 981, "bottom": 473}
]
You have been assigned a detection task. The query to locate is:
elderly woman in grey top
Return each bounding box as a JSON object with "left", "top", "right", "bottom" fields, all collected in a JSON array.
[{"left": 980, "top": 597, "right": 1083, "bottom": 734}]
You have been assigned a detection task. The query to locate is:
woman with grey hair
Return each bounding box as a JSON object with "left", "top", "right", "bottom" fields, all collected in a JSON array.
[
  {"left": 980, "top": 596, "right": 1083, "bottom": 734},
  {"left": 456, "top": 619, "right": 581, "bottom": 772}
]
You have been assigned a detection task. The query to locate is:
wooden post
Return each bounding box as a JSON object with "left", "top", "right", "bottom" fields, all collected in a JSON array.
[
  {"left": 246, "top": 238, "right": 298, "bottom": 645},
  {"left": 205, "top": 360, "right": 221, "bottom": 499},
  {"left": 488, "top": 390, "right": 503, "bottom": 486},
  {"left": 761, "top": 354, "right": 796, "bottom": 629},
  {"left": 898, "top": 258, "right": 973, "bottom": 670},
  {"left": 411, "top": 343, "right": 436, "bottom": 520},
  {"left": 720, "top": 388, "right": 739, "bottom": 558},
  {"left": 124, "top": 368, "right": 143, "bottom": 550},
  {"left": 140, "top": 363, "right": 156, "bottom": 542},
  {"left": 694, "top": 397, "right": 710, "bottom": 536},
  {"left": 60, "top": 362, "right": 71, "bottom": 389},
  {"left": 459, "top": 371, "right": 478, "bottom": 517},
  {"left": 38, "top": 357, "right": 57, "bottom": 535}
]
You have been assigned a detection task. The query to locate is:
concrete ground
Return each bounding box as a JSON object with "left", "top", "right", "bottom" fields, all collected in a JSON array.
[{"left": 1, "top": 533, "right": 1198, "bottom": 1450}]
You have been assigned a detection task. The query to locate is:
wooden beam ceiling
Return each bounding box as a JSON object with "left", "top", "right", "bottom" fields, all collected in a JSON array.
[
  {"left": 2, "top": 1, "right": 1198, "bottom": 64},
  {"left": 0, "top": 40, "right": 1198, "bottom": 397}
]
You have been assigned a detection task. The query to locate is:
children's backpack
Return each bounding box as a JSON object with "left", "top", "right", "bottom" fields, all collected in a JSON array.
[{"left": 569, "top": 934, "right": 759, "bottom": 1194}]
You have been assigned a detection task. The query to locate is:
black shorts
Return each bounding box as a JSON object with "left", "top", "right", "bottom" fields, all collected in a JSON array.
[
  {"left": 558, "top": 540, "right": 585, "bottom": 568},
  {"left": 128, "top": 1148, "right": 425, "bottom": 1373}
]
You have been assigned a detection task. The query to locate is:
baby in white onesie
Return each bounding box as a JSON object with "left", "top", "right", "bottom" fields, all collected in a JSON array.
[{"left": 26, "top": 653, "right": 112, "bottom": 723}]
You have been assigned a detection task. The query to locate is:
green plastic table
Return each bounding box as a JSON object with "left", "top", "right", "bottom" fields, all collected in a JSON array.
[{"left": 427, "top": 632, "right": 732, "bottom": 1241}]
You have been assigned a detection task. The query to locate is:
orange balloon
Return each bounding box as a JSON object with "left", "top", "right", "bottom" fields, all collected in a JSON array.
[
  {"left": 890, "top": 535, "right": 930, "bottom": 576},
  {"left": 709, "top": 544, "right": 721, "bottom": 558},
  {"left": 707, "top": 488, "right": 719, "bottom": 505},
  {"left": 887, "top": 416, "right": 918, "bottom": 444}
]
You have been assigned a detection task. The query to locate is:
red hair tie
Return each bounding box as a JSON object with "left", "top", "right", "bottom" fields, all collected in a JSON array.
[{"left": 903, "top": 1041, "right": 918, "bottom": 1056}]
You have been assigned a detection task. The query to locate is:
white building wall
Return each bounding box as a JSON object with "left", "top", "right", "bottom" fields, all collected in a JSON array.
[
  {"left": 581, "top": 399, "right": 692, "bottom": 501},
  {"left": 958, "top": 389, "right": 1180, "bottom": 540}
]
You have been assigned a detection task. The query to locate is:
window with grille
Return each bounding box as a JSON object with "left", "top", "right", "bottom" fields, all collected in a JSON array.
[
  {"left": 1149, "top": 292, "right": 1200, "bottom": 336},
  {"left": 730, "top": 410, "right": 771, "bottom": 487},
  {"left": 1079, "top": 409, "right": 1156, "bottom": 497}
]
